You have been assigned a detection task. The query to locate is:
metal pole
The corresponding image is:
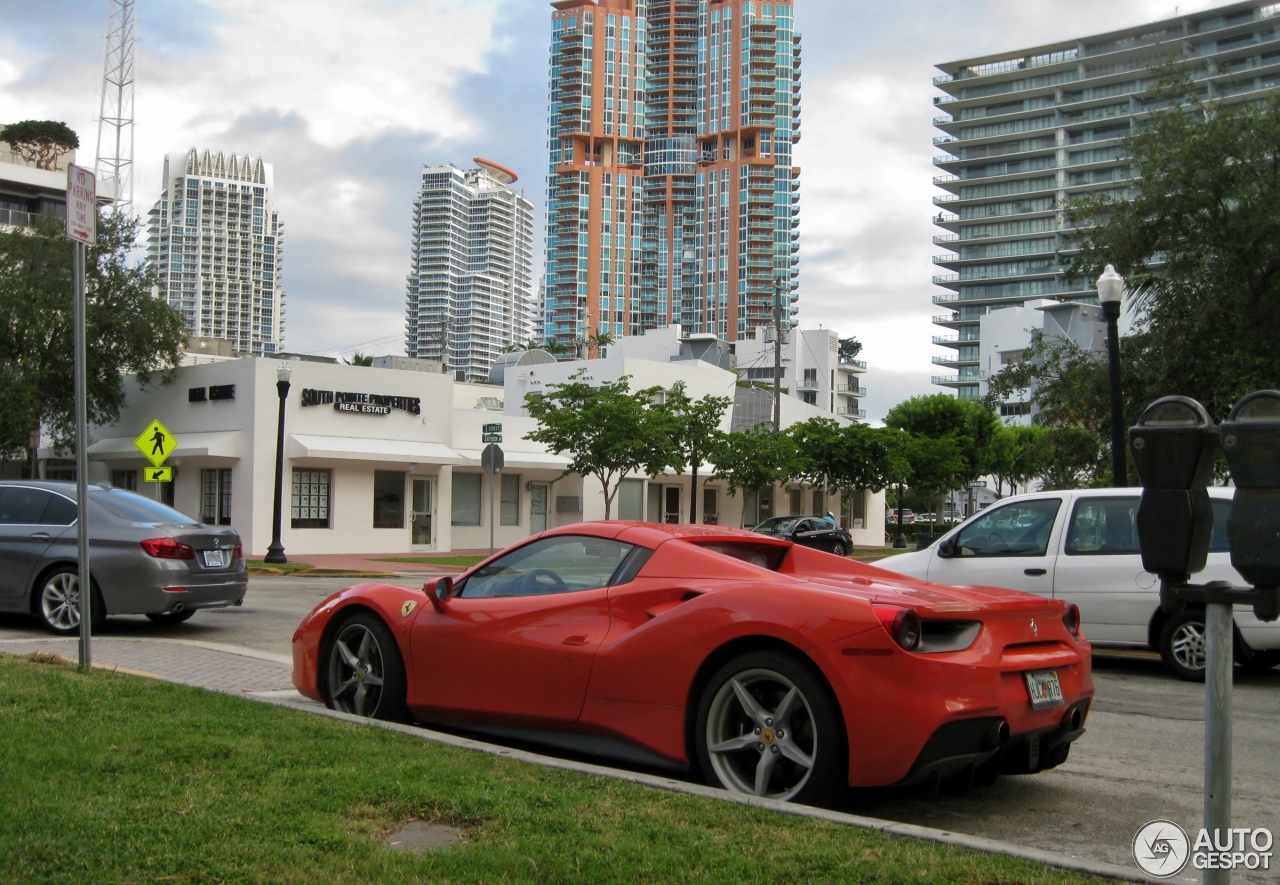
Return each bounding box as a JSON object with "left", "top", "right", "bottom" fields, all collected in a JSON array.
[
  {"left": 489, "top": 470, "right": 497, "bottom": 557},
  {"left": 73, "top": 241, "right": 92, "bottom": 671},
  {"left": 1203, "top": 601, "right": 1233, "bottom": 885},
  {"left": 263, "top": 378, "right": 289, "bottom": 564},
  {"left": 893, "top": 481, "right": 907, "bottom": 549},
  {"left": 773, "top": 278, "right": 783, "bottom": 432},
  {"left": 1103, "top": 300, "right": 1126, "bottom": 486}
]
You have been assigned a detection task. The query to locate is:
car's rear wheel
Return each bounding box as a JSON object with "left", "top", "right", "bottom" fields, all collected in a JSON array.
[
  {"left": 324, "top": 613, "right": 408, "bottom": 722},
  {"left": 695, "top": 650, "right": 845, "bottom": 805},
  {"left": 831, "top": 541, "right": 847, "bottom": 557},
  {"left": 1158, "top": 609, "right": 1208, "bottom": 682},
  {"left": 146, "top": 610, "right": 197, "bottom": 625},
  {"left": 35, "top": 567, "right": 106, "bottom": 636}
]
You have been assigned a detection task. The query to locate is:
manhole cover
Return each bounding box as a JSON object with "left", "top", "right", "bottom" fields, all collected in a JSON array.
[{"left": 384, "top": 821, "right": 463, "bottom": 854}]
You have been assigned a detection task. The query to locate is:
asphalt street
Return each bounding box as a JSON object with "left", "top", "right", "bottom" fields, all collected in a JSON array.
[{"left": 2, "top": 573, "right": 1277, "bottom": 883}]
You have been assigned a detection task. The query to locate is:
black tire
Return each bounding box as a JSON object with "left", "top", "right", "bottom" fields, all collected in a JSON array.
[
  {"left": 33, "top": 566, "right": 106, "bottom": 636},
  {"left": 1158, "top": 608, "right": 1208, "bottom": 682},
  {"left": 831, "top": 542, "right": 847, "bottom": 557},
  {"left": 694, "top": 650, "right": 846, "bottom": 806},
  {"left": 147, "top": 610, "right": 197, "bottom": 625},
  {"left": 323, "top": 612, "right": 409, "bottom": 722},
  {"left": 1238, "top": 647, "right": 1280, "bottom": 674}
]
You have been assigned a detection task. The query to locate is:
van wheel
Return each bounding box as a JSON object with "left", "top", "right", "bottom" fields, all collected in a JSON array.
[
  {"left": 1158, "top": 609, "right": 1207, "bottom": 682},
  {"left": 1238, "top": 647, "right": 1280, "bottom": 674}
]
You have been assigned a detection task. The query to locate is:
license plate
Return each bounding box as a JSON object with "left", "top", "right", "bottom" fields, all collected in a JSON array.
[
  {"left": 202, "top": 549, "right": 226, "bottom": 568},
  {"left": 1024, "top": 669, "right": 1065, "bottom": 710}
]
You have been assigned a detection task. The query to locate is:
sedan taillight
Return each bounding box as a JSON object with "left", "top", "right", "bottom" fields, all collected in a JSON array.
[
  {"left": 873, "top": 605, "right": 921, "bottom": 652},
  {"left": 233, "top": 544, "right": 243, "bottom": 560},
  {"left": 141, "top": 537, "right": 196, "bottom": 560}
]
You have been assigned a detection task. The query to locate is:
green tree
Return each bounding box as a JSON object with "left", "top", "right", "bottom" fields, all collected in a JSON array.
[
  {"left": 0, "top": 213, "right": 185, "bottom": 463},
  {"left": 1, "top": 121, "right": 79, "bottom": 170},
  {"left": 1039, "top": 425, "right": 1105, "bottom": 491},
  {"left": 523, "top": 373, "right": 672, "bottom": 519},
  {"left": 884, "top": 394, "right": 1000, "bottom": 518},
  {"left": 540, "top": 338, "right": 569, "bottom": 358},
  {"left": 347, "top": 352, "right": 374, "bottom": 367},
  {"left": 837, "top": 336, "right": 863, "bottom": 364},
  {"left": 654, "top": 381, "right": 731, "bottom": 524},
  {"left": 709, "top": 427, "right": 799, "bottom": 522}
]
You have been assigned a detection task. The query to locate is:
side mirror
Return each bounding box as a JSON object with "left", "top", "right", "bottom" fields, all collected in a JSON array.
[
  {"left": 424, "top": 576, "right": 454, "bottom": 611},
  {"left": 936, "top": 537, "right": 957, "bottom": 558}
]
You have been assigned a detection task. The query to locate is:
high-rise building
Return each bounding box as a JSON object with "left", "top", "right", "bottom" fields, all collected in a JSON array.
[
  {"left": 405, "top": 160, "right": 536, "bottom": 382},
  {"left": 147, "top": 149, "right": 284, "bottom": 356},
  {"left": 543, "top": 0, "right": 801, "bottom": 349},
  {"left": 931, "top": 0, "right": 1280, "bottom": 400}
]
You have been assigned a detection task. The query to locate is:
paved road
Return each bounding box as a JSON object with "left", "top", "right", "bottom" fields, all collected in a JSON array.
[{"left": 2, "top": 574, "right": 1277, "bottom": 883}]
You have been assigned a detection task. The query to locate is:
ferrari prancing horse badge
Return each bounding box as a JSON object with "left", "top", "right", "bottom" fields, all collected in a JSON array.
[{"left": 401, "top": 600, "right": 418, "bottom": 618}]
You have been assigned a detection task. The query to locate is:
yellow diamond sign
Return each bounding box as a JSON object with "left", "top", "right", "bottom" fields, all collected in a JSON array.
[{"left": 134, "top": 419, "right": 178, "bottom": 468}]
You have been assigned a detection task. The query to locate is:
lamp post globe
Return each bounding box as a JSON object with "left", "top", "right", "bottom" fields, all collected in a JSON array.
[
  {"left": 1097, "top": 264, "right": 1128, "bottom": 487},
  {"left": 263, "top": 361, "right": 292, "bottom": 564}
]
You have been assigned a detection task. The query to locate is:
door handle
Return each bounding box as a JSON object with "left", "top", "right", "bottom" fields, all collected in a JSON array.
[
  {"left": 1024, "top": 568, "right": 1047, "bottom": 577},
  {"left": 29, "top": 532, "right": 51, "bottom": 541},
  {"left": 562, "top": 635, "right": 589, "bottom": 647}
]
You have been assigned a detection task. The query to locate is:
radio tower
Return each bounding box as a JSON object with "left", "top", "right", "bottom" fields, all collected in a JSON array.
[{"left": 95, "top": 0, "right": 136, "bottom": 216}]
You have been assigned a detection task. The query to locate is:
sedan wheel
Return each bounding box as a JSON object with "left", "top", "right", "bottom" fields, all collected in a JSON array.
[
  {"left": 831, "top": 542, "right": 847, "bottom": 557},
  {"left": 36, "top": 568, "right": 105, "bottom": 636},
  {"left": 325, "top": 614, "right": 408, "bottom": 722},
  {"left": 1158, "top": 610, "right": 1208, "bottom": 682},
  {"left": 695, "top": 651, "right": 845, "bottom": 805}
]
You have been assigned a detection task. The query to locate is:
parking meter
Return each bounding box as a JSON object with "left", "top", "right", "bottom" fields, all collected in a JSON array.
[
  {"left": 1128, "top": 397, "right": 1219, "bottom": 583},
  {"left": 1220, "top": 391, "right": 1280, "bottom": 621}
]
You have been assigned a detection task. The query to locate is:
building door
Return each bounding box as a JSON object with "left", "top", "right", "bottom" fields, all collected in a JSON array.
[
  {"left": 411, "top": 479, "right": 433, "bottom": 547},
  {"left": 663, "top": 486, "right": 681, "bottom": 524},
  {"left": 530, "top": 483, "right": 549, "bottom": 534}
]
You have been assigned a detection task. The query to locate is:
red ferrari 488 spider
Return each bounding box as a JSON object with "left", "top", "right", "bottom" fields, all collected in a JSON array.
[{"left": 293, "top": 522, "right": 1092, "bottom": 805}]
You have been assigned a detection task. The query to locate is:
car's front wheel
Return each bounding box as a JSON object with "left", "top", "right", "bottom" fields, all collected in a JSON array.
[
  {"left": 35, "top": 567, "right": 106, "bottom": 636},
  {"left": 695, "top": 650, "right": 845, "bottom": 805},
  {"left": 1158, "top": 609, "right": 1208, "bottom": 682},
  {"left": 324, "top": 613, "right": 408, "bottom": 722}
]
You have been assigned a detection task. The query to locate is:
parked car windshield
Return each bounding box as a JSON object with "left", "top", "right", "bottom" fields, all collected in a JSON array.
[
  {"left": 954, "top": 498, "right": 1061, "bottom": 557},
  {"left": 753, "top": 517, "right": 802, "bottom": 534},
  {"left": 90, "top": 488, "right": 201, "bottom": 526}
]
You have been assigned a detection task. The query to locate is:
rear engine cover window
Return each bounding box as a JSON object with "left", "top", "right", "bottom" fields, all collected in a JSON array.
[{"left": 692, "top": 542, "right": 789, "bottom": 571}]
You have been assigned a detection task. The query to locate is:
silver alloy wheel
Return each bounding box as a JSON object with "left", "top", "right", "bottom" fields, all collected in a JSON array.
[
  {"left": 1171, "top": 620, "right": 1207, "bottom": 672},
  {"left": 832, "top": 542, "right": 847, "bottom": 557},
  {"left": 327, "top": 622, "right": 387, "bottom": 717},
  {"left": 41, "top": 572, "right": 81, "bottom": 632},
  {"left": 705, "top": 667, "right": 818, "bottom": 800}
]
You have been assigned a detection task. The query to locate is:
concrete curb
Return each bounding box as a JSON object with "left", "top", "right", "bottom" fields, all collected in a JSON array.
[
  {"left": 245, "top": 693, "right": 1177, "bottom": 884},
  {"left": 0, "top": 636, "right": 293, "bottom": 666}
]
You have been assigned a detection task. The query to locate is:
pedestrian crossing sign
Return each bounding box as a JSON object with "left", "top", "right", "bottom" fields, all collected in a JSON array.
[{"left": 134, "top": 419, "right": 178, "bottom": 468}]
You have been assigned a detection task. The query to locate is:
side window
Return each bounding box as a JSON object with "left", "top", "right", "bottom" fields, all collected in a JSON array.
[
  {"left": 1065, "top": 497, "right": 1140, "bottom": 555},
  {"left": 459, "top": 535, "right": 636, "bottom": 599},
  {"left": 955, "top": 498, "right": 1062, "bottom": 557},
  {"left": 40, "top": 494, "right": 78, "bottom": 526},
  {"left": 1209, "top": 498, "right": 1231, "bottom": 552},
  {"left": 0, "top": 488, "right": 56, "bottom": 525}
]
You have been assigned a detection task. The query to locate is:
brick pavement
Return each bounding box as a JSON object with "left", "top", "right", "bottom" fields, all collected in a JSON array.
[{"left": 0, "top": 637, "right": 294, "bottom": 693}]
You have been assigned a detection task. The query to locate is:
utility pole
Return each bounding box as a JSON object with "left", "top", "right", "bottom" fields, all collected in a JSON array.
[
  {"left": 94, "top": 0, "right": 136, "bottom": 216},
  {"left": 773, "top": 277, "right": 784, "bottom": 432}
]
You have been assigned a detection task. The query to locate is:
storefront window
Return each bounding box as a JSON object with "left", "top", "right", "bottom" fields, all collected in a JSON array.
[
  {"left": 452, "top": 473, "right": 482, "bottom": 526},
  {"left": 292, "top": 469, "right": 331, "bottom": 529},
  {"left": 500, "top": 474, "right": 521, "bottom": 526},
  {"left": 703, "top": 487, "right": 718, "bottom": 524},
  {"left": 373, "top": 471, "right": 405, "bottom": 529},
  {"left": 618, "top": 479, "right": 644, "bottom": 521},
  {"left": 111, "top": 470, "right": 138, "bottom": 491},
  {"left": 201, "top": 468, "right": 232, "bottom": 526}
]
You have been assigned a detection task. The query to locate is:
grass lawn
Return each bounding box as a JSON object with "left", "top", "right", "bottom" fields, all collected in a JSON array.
[
  {"left": 0, "top": 655, "right": 1106, "bottom": 885},
  {"left": 245, "top": 559, "right": 316, "bottom": 575},
  {"left": 373, "top": 555, "right": 488, "bottom": 568}
]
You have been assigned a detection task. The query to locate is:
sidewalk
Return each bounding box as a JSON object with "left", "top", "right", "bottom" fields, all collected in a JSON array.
[{"left": 264, "top": 551, "right": 491, "bottom": 574}]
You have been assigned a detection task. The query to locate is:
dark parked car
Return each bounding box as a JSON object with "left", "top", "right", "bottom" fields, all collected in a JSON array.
[
  {"left": 751, "top": 516, "right": 853, "bottom": 556},
  {"left": 0, "top": 481, "right": 248, "bottom": 634}
]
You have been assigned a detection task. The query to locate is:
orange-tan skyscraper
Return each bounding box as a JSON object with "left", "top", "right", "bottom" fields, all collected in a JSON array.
[{"left": 544, "top": 0, "right": 801, "bottom": 348}]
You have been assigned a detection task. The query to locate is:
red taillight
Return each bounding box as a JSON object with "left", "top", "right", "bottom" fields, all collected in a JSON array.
[
  {"left": 232, "top": 544, "right": 242, "bottom": 560},
  {"left": 1063, "top": 603, "right": 1081, "bottom": 637},
  {"left": 873, "top": 605, "right": 922, "bottom": 652},
  {"left": 140, "top": 538, "right": 195, "bottom": 560}
]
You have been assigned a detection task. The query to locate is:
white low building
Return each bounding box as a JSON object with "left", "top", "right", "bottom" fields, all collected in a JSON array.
[{"left": 83, "top": 339, "right": 886, "bottom": 557}]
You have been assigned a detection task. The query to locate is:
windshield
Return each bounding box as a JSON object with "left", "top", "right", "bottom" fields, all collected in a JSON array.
[
  {"left": 753, "top": 517, "right": 801, "bottom": 534},
  {"left": 90, "top": 489, "right": 201, "bottom": 526}
]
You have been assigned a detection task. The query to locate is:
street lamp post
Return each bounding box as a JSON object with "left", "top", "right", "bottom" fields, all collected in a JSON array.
[
  {"left": 773, "top": 276, "right": 785, "bottom": 432},
  {"left": 263, "top": 362, "right": 292, "bottom": 564},
  {"left": 1097, "top": 264, "right": 1127, "bottom": 487}
]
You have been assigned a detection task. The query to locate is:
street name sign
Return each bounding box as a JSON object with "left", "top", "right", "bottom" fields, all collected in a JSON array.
[
  {"left": 66, "top": 165, "right": 96, "bottom": 245},
  {"left": 482, "top": 423, "right": 502, "bottom": 434},
  {"left": 134, "top": 419, "right": 179, "bottom": 468},
  {"left": 144, "top": 467, "right": 173, "bottom": 483},
  {"left": 968, "top": 480, "right": 987, "bottom": 489},
  {"left": 482, "top": 433, "right": 503, "bottom": 443}
]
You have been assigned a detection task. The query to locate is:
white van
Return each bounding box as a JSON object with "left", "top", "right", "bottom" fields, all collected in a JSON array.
[{"left": 877, "top": 487, "right": 1280, "bottom": 681}]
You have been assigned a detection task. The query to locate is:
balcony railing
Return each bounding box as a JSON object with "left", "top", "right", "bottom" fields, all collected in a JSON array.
[
  {"left": 836, "top": 407, "right": 867, "bottom": 418},
  {"left": 839, "top": 359, "right": 868, "bottom": 370},
  {"left": 836, "top": 384, "right": 867, "bottom": 396}
]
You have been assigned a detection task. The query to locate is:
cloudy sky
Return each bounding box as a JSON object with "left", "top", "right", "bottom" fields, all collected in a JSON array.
[{"left": 0, "top": 0, "right": 1220, "bottom": 421}]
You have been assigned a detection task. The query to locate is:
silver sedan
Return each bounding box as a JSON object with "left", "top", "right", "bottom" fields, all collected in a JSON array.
[{"left": 0, "top": 481, "right": 248, "bottom": 634}]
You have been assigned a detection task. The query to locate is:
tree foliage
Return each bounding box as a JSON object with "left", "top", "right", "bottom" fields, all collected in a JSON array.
[
  {"left": 347, "top": 352, "right": 373, "bottom": 367},
  {"left": 709, "top": 427, "right": 799, "bottom": 499},
  {"left": 654, "top": 381, "right": 731, "bottom": 523},
  {"left": 0, "top": 213, "right": 185, "bottom": 460},
  {"left": 523, "top": 373, "right": 672, "bottom": 518},
  {"left": 1, "top": 120, "right": 79, "bottom": 170},
  {"left": 837, "top": 336, "right": 862, "bottom": 364}
]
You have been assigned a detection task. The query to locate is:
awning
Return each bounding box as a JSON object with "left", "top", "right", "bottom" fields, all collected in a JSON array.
[
  {"left": 87, "top": 431, "right": 243, "bottom": 460},
  {"left": 454, "top": 448, "right": 572, "bottom": 471},
  {"left": 288, "top": 434, "right": 466, "bottom": 465}
]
